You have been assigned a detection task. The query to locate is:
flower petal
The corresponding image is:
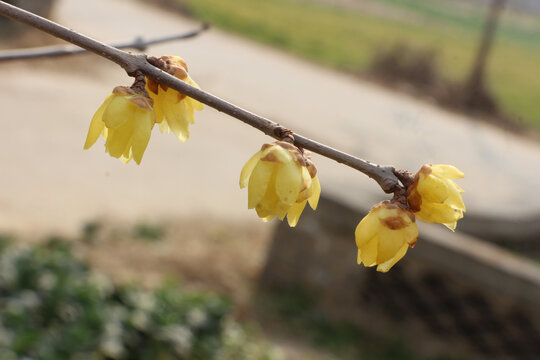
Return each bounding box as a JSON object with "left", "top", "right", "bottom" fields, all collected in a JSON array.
[
  {"left": 256, "top": 181, "right": 282, "bottom": 218},
  {"left": 261, "top": 145, "right": 293, "bottom": 164},
  {"left": 308, "top": 176, "right": 321, "bottom": 210},
  {"left": 248, "top": 161, "right": 274, "bottom": 209},
  {"left": 431, "top": 164, "right": 464, "bottom": 179},
  {"left": 84, "top": 95, "right": 113, "bottom": 149},
  {"left": 131, "top": 109, "right": 154, "bottom": 164},
  {"left": 417, "top": 173, "right": 449, "bottom": 204},
  {"left": 446, "top": 181, "right": 466, "bottom": 212},
  {"left": 296, "top": 168, "right": 313, "bottom": 202},
  {"left": 102, "top": 95, "right": 133, "bottom": 129},
  {"left": 377, "top": 243, "right": 409, "bottom": 273},
  {"left": 275, "top": 161, "right": 302, "bottom": 206},
  {"left": 358, "top": 236, "right": 378, "bottom": 267},
  {"left": 105, "top": 118, "right": 134, "bottom": 159},
  {"left": 286, "top": 200, "right": 307, "bottom": 227},
  {"left": 163, "top": 99, "right": 190, "bottom": 142},
  {"left": 416, "top": 202, "right": 463, "bottom": 224},
  {"left": 239, "top": 151, "right": 262, "bottom": 188},
  {"left": 186, "top": 77, "right": 204, "bottom": 111},
  {"left": 376, "top": 227, "right": 407, "bottom": 264},
  {"left": 355, "top": 209, "right": 381, "bottom": 247}
]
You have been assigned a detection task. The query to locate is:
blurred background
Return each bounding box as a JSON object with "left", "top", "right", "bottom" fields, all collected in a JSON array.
[{"left": 0, "top": 0, "right": 539, "bottom": 359}]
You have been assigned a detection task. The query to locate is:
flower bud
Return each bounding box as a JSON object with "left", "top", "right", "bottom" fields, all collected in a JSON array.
[
  {"left": 239, "top": 141, "right": 321, "bottom": 227},
  {"left": 355, "top": 202, "right": 418, "bottom": 272},
  {"left": 407, "top": 164, "right": 465, "bottom": 231},
  {"left": 84, "top": 86, "right": 154, "bottom": 164},
  {"left": 146, "top": 56, "right": 203, "bottom": 142}
]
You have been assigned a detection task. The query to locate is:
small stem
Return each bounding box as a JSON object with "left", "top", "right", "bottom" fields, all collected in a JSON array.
[
  {"left": 0, "top": 0, "right": 400, "bottom": 193},
  {"left": 0, "top": 0, "right": 136, "bottom": 72},
  {"left": 0, "top": 25, "right": 209, "bottom": 61},
  {"left": 130, "top": 70, "right": 150, "bottom": 97}
]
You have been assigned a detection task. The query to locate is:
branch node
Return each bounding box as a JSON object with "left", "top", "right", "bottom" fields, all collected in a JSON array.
[
  {"left": 394, "top": 169, "right": 414, "bottom": 188},
  {"left": 274, "top": 126, "right": 295, "bottom": 144}
]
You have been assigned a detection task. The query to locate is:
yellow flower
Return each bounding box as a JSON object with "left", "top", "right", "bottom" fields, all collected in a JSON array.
[
  {"left": 84, "top": 86, "right": 155, "bottom": 164},
  {"left": 407, "top": 164, "right": 465, "bottom": 231},
  {"left": 146, "top": 56, "right": 203, "bottom": 142},
  {"left": 239, "top": 141, "right": 321, "bottom": 227},
  {"left": 355, "top": 202, "right": 418, "bottom": 273}
]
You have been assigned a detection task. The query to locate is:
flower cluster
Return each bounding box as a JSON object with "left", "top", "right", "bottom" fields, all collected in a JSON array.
[
  {"left": 354, "top": 164, "right": 465, "bottom": 272},
  {"left": 240, "top": 141, "right": 321, "bottom": 227},
  {"left": 84, "top": 56, "right": 203, "bottom": 164},
  {"left": 407, "top": 164, "right": 466, "bottom": 230},
  {"left": 355, "top": 202, "right": 418, "bottom": 273}
]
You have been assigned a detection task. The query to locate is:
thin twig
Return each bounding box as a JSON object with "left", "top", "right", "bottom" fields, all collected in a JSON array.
[
  {"left": 0, "top": 0, "right": 400, "bottom": 193},
  {"left": 0, "top": 24, "right": 209, "bottom": 61}
]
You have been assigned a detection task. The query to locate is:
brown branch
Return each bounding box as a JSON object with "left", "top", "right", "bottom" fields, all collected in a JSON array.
[
  {"left": 0, "top": 0, "right": 400, "bottom": 193},
  {"left": 0, "top": 24, "right": 209, "bottom": 61}
]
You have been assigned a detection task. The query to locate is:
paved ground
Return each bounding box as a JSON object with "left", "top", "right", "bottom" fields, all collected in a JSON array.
[{"left": 1, "top": 0, "right": 539, "bottom": 236}]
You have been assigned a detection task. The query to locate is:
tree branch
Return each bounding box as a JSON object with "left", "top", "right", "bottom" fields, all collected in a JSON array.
[
  {"left": 0, "top": 24, "right": 209, "bottom": 61},
  {"left": 0, "top": 0, "right": 400, "bottom": 193}
]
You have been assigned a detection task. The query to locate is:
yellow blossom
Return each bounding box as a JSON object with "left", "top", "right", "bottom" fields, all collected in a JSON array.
[
  {"left": 355, "top": 202, "right": 418, "bottom": 273},
  {"left": 239, "top": 141, "right": 321, "bottom": 227},
  {"left": 146, "top": 56, "right": 203, "bottom": 142},
  {"left": 84, "top": 86, "right": 155, "bottom": 164},
  {"left": 407, "top": 164, "right": 465, "bottom": 231}
]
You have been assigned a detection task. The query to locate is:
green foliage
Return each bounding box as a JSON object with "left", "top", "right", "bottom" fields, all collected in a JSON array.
[
  {"left": 134, "top": 222, "right": 166, "bottom": 242},
  {"left": 0, "top": 239, "right": 278, "bottom": 360},
  {"left": 175, "top": 0, "right": 540, "bottom": 127}
]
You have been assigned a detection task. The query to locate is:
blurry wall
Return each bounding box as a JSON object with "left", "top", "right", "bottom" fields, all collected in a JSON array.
[{"left": 261, "top": 195, "right": 540, "bottom": 360}]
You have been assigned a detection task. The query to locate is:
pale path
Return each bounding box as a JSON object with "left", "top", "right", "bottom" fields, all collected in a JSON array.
[{"left": 1, "top": 0, "right": 539, "bottom": 235}]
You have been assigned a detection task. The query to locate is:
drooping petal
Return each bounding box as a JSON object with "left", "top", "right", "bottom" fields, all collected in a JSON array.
[
  {"left": 416, "top": 202, "right": 463, "bottom": 224},
  {"left": 308, "top": 176, "right": 321, "bottom": 210},
  {"left": 275, "top": 161, "right": 302, "bottom": 206},
  {"left": 286, "top": 200, "right": 307, "bottom": 227},
  {"left": 105, "top": 118, "right": 135, "bottom": 159},
  {"left": 403, "top": 222, "right": 419, "bottom": 246},
  {"left": 358, "top": 236, "right": 378, "bottom": 267},
  {"left": 102, "top": 96, "right": 133, "bottom": 129},
  {"left": 163, "top": 100, "right": 190, "bottom": 142},
  {"left": 355, "top": 209, "right": 381, "bottom": 247},
  {"left": 186, "top": 77, "right": 204, "bottom": 111},
  {"left": 184, "top": 99, "right": 196, "bottom": 125},
  {"left": 158, "top": 119, "right": 170, "bottom": 134},
  {"left": 189, "top": 97, "right": 204, "bottom": 111},
  {"left": 120, "top": 146, "right": 132, "bottom": 164},
  {"left": 84, "top": 95, "right": 113, "bottom": 149},
  {"left": 446, "top": 182, "right": 466, "bottom": 212},
  {"left": 295, "top": 167, "right": 313, "bottom": 202},
  {"left": 248, "top": 161, "right": 274, "bottom": 209},
  {"left": 256, "top": 204, "right": 275, "bottom": 219},
  {"left": 152, "top": 94, "right": 165, "bottom": 125},
  {"left": 376, "top": 227, "right": 407, "bottom": 264},
  {"left": 131, "top": 109, "right": 154, "bottom": 165},
  {"left": 377, "top": 243, "right": 409, "bottom": 273},
  {"left": 256, "top": 178, "right": 280, "bottom": 218},
  {"left": 239, "top": 151, "right": 263, "bottom": 188}
]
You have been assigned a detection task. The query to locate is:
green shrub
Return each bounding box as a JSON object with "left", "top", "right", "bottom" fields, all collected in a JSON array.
[{"left": 0, "top": 238, "right": 278, "bottom": 360}]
